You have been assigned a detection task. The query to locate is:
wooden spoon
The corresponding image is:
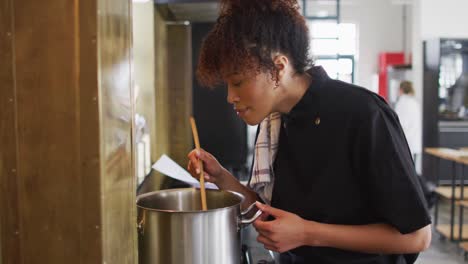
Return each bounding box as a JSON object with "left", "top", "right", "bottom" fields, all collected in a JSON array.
[{"left": 189, "top": 116, "right": 208, "bottom": 211}]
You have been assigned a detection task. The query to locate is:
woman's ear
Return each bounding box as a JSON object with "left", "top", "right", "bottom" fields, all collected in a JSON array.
[{"left": 273, "top": 54, "right": 289, "bottom": 78}]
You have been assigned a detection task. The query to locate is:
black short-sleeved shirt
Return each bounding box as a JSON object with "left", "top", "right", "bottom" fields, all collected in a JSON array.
[{"left": 267, "top": 66, "right": 431, "bottom": 264}]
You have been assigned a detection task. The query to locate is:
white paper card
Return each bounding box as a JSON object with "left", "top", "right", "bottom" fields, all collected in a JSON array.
[{"left": 152, "top": 154, "right": 218, "bottom": 189}]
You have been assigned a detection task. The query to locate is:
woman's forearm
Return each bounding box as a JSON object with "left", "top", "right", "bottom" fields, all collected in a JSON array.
[
  {"left": 304, "top": 221, "right": 431, "bottom": 254},
  {"left": 216, "top": 168, "right": 258, "bottom": 209}
]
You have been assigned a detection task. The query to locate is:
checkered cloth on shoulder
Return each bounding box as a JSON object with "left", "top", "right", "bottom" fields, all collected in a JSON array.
[{"left": 249, "top": 112, "right": 281, "bottom": 204}]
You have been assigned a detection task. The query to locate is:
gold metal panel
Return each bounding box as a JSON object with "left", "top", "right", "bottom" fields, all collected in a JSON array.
[
  {"left": 140, "top": 9, "right": 194, "bottom": 193},
  {"left": 97, "top": 0, "right": 137, "bottom": 262},
  {"left": 151, "top": 7, "right": 170, "bottom": 191},
  {"left": 1, "top": 0, "right": 137, "bottom": 262},
  {"left": 12, "top": 0, "right": 82, "bottom": 262},
  {"left": 78, "top": 0, "right": 103, "bottom": 262},
  {"left": 154, "top": 6, "right": 170, "bottom": 159},
  {"left": 167, "top": 24, "right": 193, "bottom": 166},
  {"left": 0, "top": 0, "right": 21, "bottom": 263}
]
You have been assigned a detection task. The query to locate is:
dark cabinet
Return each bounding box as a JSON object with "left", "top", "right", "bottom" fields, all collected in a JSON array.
[
  {"left": 423, "top": 38, "right": 468, "bottom": 184},
  {"left": 191, "top": 23, "right": 249, "bottom": 180}
]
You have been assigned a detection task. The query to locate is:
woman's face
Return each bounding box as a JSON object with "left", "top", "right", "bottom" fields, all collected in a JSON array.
[{"left": 225, "top": 70, "right": 277, "bottom": 125}]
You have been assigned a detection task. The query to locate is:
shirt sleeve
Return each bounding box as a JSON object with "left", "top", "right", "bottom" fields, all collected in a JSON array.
[{"left": 354, "top": 104, "right": 431, "bottom": 234}]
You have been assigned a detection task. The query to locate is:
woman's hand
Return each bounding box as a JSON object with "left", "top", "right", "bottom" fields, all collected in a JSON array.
[
  {"left": 253, "top": 202, "right": 307, "bottom": 253},
  {"left": 187, "top": 148, "right": 226, "bottom": 184}
]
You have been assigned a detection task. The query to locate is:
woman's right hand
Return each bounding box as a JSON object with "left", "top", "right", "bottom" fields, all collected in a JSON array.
[{"left": 187, "top": 149, "right": 226, "bottom": 185}]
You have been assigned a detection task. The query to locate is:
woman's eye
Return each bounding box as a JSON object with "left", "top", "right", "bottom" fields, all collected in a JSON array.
[{"left": 233, "top": 81, "right": 242, "bottom": 86}]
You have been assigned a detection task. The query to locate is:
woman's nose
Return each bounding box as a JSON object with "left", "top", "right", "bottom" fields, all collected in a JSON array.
[{"left": 227, "top": 86, "right": 239, "bottom": 104}]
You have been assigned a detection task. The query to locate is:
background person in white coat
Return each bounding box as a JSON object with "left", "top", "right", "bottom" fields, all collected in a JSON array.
[{"left": 395, "top": 81, "right": 422, "bottom": 164}]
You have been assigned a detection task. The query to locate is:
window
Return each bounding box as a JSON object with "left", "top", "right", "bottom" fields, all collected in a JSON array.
[
  {"left": 303, "top": 0, "right": 339, "bottom": 19},
  {"left": 308, "top": 21, "right": 357, "bottom": 83},
  {"left": 315, "top": 57, "right": 354, "bottom": 83}
]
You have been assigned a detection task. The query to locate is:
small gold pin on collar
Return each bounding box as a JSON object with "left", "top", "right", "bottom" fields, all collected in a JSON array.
[{"left": 315, "top": 117, "right": 321, "bottom": 125}]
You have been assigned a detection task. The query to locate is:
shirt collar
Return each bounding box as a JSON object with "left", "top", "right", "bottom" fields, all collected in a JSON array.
[{"left": 283, "top": 66, "right": 329, "bottom": 122}]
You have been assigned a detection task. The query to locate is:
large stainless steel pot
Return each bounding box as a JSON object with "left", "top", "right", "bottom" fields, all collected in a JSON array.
[{"left": 137, "top": 188, "right": 261, "bottom": 264}]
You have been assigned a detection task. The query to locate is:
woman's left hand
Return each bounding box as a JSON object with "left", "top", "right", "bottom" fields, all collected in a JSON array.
[{"left": 253, "top": 202, "right": 307, "bottom": 253}]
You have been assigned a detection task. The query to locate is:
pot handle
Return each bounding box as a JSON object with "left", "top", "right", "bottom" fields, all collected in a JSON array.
[
  {"left": 239, "top": 202, "right": 262, "bottom": 226},
  {"left": 137, "top": 209, "right": 146, "bottom": 235}
]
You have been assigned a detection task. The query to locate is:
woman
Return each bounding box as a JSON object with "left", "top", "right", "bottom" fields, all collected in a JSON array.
[
  {"left": 187, "top": 0, "right": 431, "bottom": 263},
  {"left": 394, "top": 81, "right": 421, "bottom": 163}
]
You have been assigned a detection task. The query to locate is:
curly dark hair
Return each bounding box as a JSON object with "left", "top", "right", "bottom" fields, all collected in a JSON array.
[{"left": 196, "top": 0, "right": 312, "bottom": 88}]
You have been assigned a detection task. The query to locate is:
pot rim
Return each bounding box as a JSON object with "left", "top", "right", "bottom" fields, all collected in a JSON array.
[{"left": 136, "top": 188, "right": 245, "bottom": 213}]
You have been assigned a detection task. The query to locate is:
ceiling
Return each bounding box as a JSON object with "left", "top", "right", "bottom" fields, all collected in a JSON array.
[
  {"left": 156, "top": 0, "right": 413, "bottom": 23},
  {"left": 154, "top": 0, "right": 220, "bottom": 22},
  {"left": 167, "top": 2, "right": 220, "bottom": 22}
]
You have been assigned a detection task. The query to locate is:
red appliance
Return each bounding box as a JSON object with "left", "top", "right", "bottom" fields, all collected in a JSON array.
[{"left": 378, "top": 52, "right": 405, "bottom": 100}]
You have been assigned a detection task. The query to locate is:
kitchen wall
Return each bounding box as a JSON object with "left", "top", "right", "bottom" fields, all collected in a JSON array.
[
  {"left": 420, "top": 0, "right": 468, "bottom": 40},
  {"left": 411, "top": 0, "right": 423, "bottom": 110},
  {"left": 340, "top": 0, "right": 406, "bottom": 90},
  {"left": 412, "top": 0, "right": 468, "bottom": 103}
]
